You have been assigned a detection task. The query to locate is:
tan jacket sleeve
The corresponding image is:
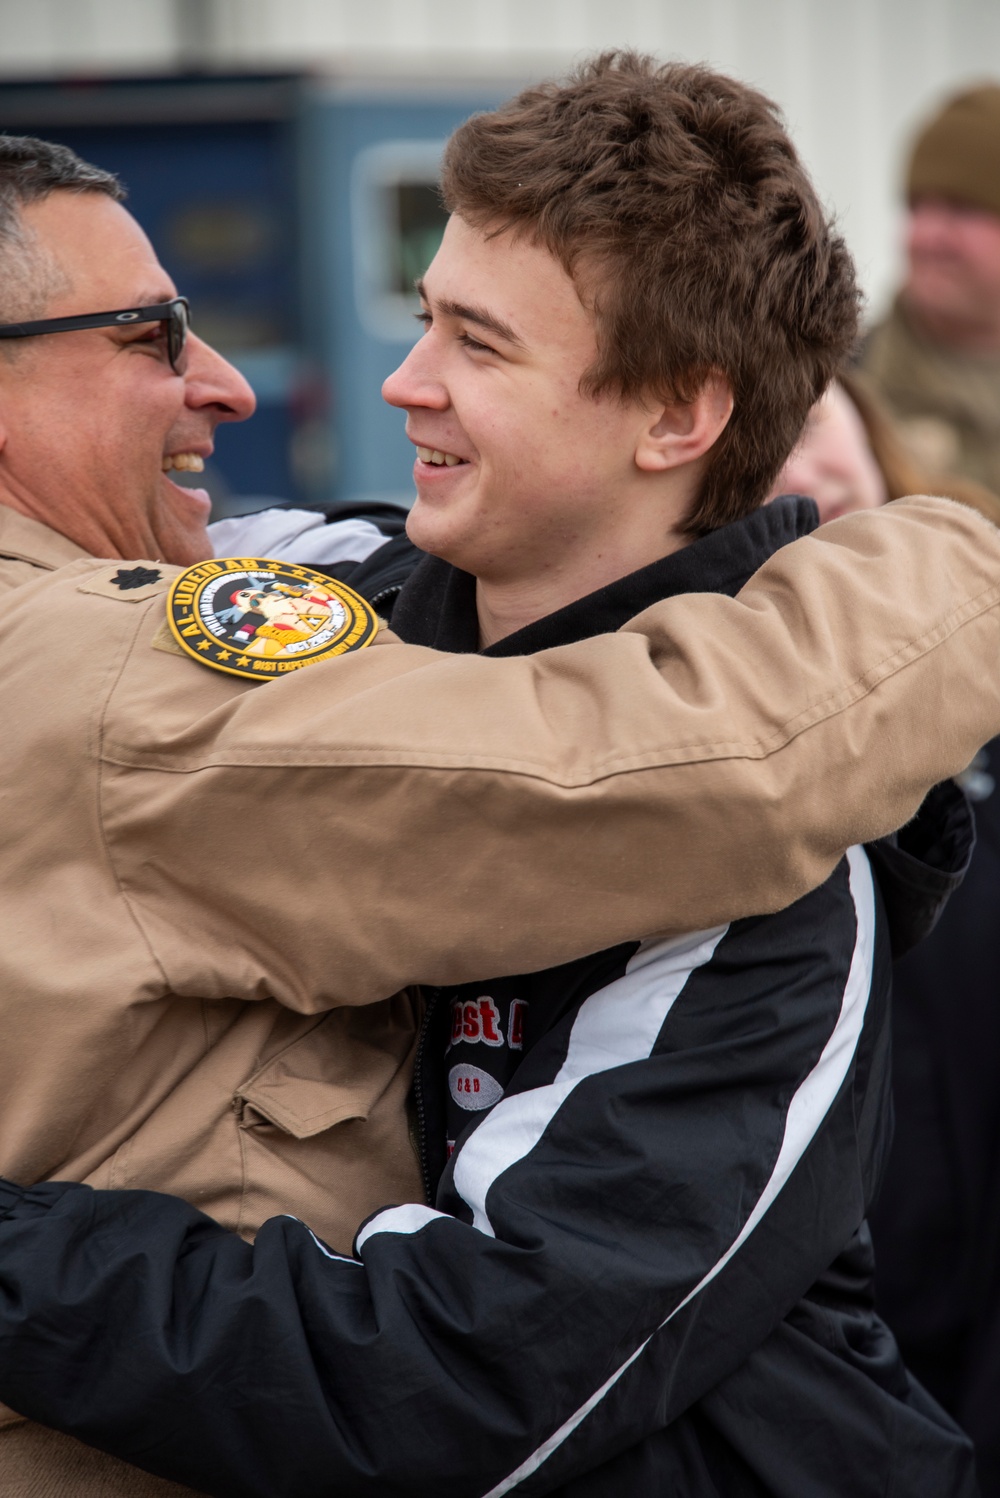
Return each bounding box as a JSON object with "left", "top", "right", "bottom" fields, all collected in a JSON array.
[
  {"left": 4, "top": 491, "right": 1000, "bottom": 1016},
  {"left": 63, "top": 494, "right": 1000, "bottom": 1006}
]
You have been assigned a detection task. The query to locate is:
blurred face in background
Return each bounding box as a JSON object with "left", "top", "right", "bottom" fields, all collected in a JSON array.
[
  {"left": 904, "top": 196, "right": 1000, "bottom": 350},
  {"left": 772, "top": 381, "right": 887, "bottom": 523}
]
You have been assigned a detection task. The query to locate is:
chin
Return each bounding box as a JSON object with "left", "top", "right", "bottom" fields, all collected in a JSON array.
[
  {"left": 155, "top": 522, "right": 214, "bottom": 567},
  {"left": 909, "top": 272, "right": 967, "bottom": 316},
  {"left": 154, "top": 489, "right": 215, "bottom": 566},
  {"left": 405, "top": 503, "right": 460, "bottom": 563}
]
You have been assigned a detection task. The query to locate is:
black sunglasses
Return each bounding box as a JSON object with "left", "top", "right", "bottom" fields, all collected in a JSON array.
[{"left": 0, "top": 297, "right": 190, "bottom": 373}]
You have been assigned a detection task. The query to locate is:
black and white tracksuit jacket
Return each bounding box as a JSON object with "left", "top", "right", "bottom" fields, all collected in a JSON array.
[{"left": 0, "top": 498, "right": 978, "bottom": 1497}]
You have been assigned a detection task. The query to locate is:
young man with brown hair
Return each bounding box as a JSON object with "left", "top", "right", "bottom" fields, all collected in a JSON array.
[{"left": 0, "top": 55, "right": 986, "bottom": 1496}]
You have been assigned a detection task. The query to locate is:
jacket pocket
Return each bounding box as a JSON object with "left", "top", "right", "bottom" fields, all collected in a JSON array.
[
  {"left": 235, "top": 994, "right": 418, "bottom": 1137},
  {"left": 232, "top": 994, "right": 424, "bottom": 1250}
]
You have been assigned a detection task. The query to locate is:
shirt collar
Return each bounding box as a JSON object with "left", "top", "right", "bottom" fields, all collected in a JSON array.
[{"left": 0, "top": 505, "right": 95, "bottom": 572}]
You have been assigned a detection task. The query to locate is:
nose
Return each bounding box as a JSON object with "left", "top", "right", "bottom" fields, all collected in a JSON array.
[
  {"left": 907, "top": 201, "right": 957, "bottom": 257},
  {"left": 183, "top": 333, "right": 257, "bottom": 425},
  {"left": 382, "top": 338, "right": 449, "bottom": 413}
]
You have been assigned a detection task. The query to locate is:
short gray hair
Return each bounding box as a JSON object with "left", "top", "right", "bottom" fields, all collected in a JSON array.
[{"left": 0, "top": 135, "right": 125, "bottom": 325}]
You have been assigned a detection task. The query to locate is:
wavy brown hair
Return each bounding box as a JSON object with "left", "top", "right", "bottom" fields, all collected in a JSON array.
[{"left": 441, "top": 52, "right": 862, "bottom": 536}]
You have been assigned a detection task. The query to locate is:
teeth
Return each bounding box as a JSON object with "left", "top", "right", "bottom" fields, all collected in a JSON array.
[
  {"left": 416, "top": 446, "right": 463, "bottom": 467},
  {"left": 162, "top": 452, "right": 205, "bottom": 473}
]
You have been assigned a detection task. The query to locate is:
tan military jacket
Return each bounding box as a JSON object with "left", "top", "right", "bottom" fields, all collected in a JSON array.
[
  {"left": 2, "top": 497, "right": 1000, "bottom": 1495},
  {"left": 0, "top": 508, "right": 426, "bottom": 1249},
  {"left": 863, "top": 296, "right": 1000, "bottom": 494}
]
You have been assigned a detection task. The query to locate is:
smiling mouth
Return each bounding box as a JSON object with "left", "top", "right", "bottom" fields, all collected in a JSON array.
[
  {"left": 416, "top": 446, "right": 466, "bottom": 467},
  {"left": 162, "top": 452, "right": 205, "bottom": 473}
]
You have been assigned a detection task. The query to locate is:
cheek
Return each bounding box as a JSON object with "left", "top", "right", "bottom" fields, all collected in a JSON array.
[
  {"left": 75, "top": 390, "right": 174, "bottom": 475},
  {"left": 966, "top": 231, "right": 1000, "bottom": 291},
  {"left": 776, "top": 459, "right": 812, "bottom": 495},
  {"left": 522, "top": 397, "right": 630, "bottom": 489},
  {"left": 853, "top": 451, "right": 889, "bottom": 509}
]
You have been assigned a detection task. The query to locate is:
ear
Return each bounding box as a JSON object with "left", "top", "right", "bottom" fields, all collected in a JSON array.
[{"left": 634, "top": 373, "right": 734, "bottom": 474}]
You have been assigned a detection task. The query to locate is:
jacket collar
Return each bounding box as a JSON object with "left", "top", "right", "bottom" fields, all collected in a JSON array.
[
  {"left": 0, "top": 506, "right": 94, "bottom": 571},
  {"left": 391, "top": 496, "right": 818, "bottom": 656}
]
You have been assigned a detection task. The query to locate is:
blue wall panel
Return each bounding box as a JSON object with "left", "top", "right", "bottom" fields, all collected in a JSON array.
[{"left": 303, "top": 90, "right": 505, "bottom": 505}]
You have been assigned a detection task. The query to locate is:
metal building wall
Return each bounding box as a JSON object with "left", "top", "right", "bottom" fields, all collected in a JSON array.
[{"left": 0, "top": 0, "right": 997, "bottom": 313}]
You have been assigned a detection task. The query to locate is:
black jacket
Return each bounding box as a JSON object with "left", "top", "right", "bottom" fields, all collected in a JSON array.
[
  {"left": 872, "top": 736, "right": 1000, "bottom": 1496},
  {"left": 0, "top": 499, "right": 977, "bottom": 1498}
]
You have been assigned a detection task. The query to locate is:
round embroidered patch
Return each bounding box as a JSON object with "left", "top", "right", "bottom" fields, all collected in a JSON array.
[
  {"left": 166, "top": 558, "right": 378, "bottom": 679},
  {"left": 448, "top": 1063, "right": 505, "bottom": 1112}
]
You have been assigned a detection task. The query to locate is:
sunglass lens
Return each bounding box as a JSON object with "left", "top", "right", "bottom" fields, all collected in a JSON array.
[{"left": 168, "top": 301, "right": 189, "bottom": 373}]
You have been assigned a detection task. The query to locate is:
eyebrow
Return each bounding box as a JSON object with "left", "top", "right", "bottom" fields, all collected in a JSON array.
[{"left": 416, "top": 279, "right": 525, "bottom": 349}]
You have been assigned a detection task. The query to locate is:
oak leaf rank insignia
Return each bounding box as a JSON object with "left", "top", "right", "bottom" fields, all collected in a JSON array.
[
  {"left": 166, "top": 557, "right": 378, "bottom": 679},
  {"left": 112, "top": 566, "right": 162, "bottom": 590}
]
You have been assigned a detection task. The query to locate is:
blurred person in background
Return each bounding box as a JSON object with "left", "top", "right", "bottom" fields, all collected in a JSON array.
[
  {"left": 862, "top": 84, "right": 1000, "bottom": 492},
  {"left": 773, "top": 367, "right": 1000, "bottom": 525},
  {"left": 774, "top": 366, "right": 1000, "bottom": 1497}
]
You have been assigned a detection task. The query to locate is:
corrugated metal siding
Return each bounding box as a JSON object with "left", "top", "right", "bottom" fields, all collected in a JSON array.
[{"left": 0, "top": 0, "right": 998, "bottom": 309}]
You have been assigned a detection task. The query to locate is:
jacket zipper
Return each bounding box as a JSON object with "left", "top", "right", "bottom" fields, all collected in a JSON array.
[
  {"left": 413, "top": 986, "right": 441, "bottom": 1205},
  {"left": 369, "top": 582, "right": 403, "bottom": 612}
]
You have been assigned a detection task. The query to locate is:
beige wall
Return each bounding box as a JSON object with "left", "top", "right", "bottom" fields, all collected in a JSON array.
[{"left": 1, "top": 0, "right": 998, "bottom": 314}]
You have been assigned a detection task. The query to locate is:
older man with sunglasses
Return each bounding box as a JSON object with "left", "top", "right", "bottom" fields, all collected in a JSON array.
[
  {"left": 0, "top": 149, "right": 253, "bottom": 575},
  {"left": 2, "top": 129, "right": 1000, "bottom": 1497}
]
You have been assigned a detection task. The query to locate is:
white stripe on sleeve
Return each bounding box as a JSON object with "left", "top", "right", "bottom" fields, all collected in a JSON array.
[
  {"left": 452, "top": 924, "right": 729, "bottom": 1237},
  {"left": 209, "top": 508, "right": 388, "bottom": 566},
  {"left": 355, "top": 1203, "right": 449, "bottom": 1253},
  {"left": 355, "top": 925, "right": 727, "bottom": 1252}
]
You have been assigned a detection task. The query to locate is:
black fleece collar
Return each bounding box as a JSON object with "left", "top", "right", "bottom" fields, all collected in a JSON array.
[{"left": 391, "top": 495, "right": 818, "bottom": 656}]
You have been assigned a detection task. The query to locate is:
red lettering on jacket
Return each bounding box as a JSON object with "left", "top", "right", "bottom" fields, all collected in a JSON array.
[
  {"left": 450, "top": 996, "right": 505, "bottom": 1048},
  {"left": 478, "top": 997, "right": 503, "bottom": 1046}
]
